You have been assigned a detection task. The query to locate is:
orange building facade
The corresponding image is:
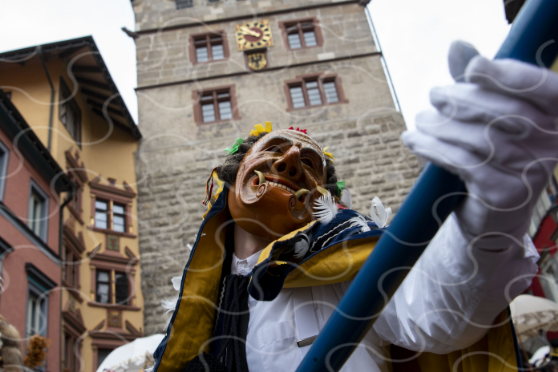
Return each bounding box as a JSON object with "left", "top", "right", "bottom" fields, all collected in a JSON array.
[{"left": 0, "top": 36, "right": 143, "bottom": 372}]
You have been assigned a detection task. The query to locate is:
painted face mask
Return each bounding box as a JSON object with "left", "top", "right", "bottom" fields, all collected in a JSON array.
[{"left": 228, "top": 129, "right": 327, "bottom": 241}]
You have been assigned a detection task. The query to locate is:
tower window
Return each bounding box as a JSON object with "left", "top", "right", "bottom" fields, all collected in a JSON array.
[
  {"left": 193, "top": 86, "right": 240, "bottom": 125},
  {"left": 305, "top": 80, "right": 322, "bottom": 106},
  {"left": 285, "top": 74, "right": 347, "bottom": 111},
  {"left": 191, "top": 32, "right": 229, "bottom": 64},
  {"left": 280, "top": 19, "right": 323, "bottom": 50},
  {"left": 176, "top": 0, "right": 193, "bottom": 9},
  {"left": 289, "top": 86, "right": 305, "bottom": 109},
  {"left": 323, "top": 81, "right": 340, "bottom": 103}
]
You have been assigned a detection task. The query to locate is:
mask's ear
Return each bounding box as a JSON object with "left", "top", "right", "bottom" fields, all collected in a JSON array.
[{"left": 340, "top": 188, "right": 352, "bottom": 209}]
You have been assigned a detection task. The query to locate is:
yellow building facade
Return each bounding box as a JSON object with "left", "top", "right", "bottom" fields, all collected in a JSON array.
[{"left": 0, "top": 37, "right": 143, "bottom": 372}]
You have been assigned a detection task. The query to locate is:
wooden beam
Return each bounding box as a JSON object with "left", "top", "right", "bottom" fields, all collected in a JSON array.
[
  {"left": 72, "top": 65, "right": 102, "bottom": 74},
  {"left": 81, "top": 88, "right": 110, "bottom": 102},
  {"left": 83, "top": 91, "right": 141, "bottom": 140},
  {"left": 76, "top": 77, "right": 111, "bottom": 91},
  {"left": 58, "top": 46, "right": 86, "bottom": 59},
  {"left": 91, "top": 107, "right": 132, "bottom": 133},
  {"left": 86, "top": 99, "right": 124, "bottom": 117}
]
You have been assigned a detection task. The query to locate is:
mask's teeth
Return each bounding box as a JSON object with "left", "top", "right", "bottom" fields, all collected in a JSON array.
[
  {"left": 294, "top": 189, "right": 310, "bottom": 200},
  {"left": 254, "top": 170, "right": 265, "bottom": 185}
]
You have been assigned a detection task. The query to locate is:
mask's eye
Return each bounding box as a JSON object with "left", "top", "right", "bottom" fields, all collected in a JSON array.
[
  {"left": 301, "top": 158, "right": 315, "bottom": 169},
  {"left": 265, "top": 145, "right": 283, "bottom": 154}
]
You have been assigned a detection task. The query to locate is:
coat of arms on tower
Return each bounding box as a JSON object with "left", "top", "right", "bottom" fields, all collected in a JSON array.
[{"left": 247, "top": 52, "right": 267, "bottom": 71}]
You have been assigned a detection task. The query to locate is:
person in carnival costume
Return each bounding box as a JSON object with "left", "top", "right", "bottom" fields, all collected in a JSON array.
[{"left": 151, "top": 42, "right": 558, "bottom": 372}]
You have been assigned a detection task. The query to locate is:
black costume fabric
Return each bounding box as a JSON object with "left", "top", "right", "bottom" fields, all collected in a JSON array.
[
  {"left": 213, "top": 274, "right": 251, "bottom": 372},
  {"left": 181, "top": 354, "right": 227, "bottom": 372}
]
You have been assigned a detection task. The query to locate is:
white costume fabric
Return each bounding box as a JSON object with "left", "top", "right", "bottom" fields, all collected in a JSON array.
[{"left": 233, "top": 215, "right": 539, "bottom": 372}]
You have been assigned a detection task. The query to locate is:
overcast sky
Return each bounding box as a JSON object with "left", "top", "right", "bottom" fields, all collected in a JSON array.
[
  {"left": 367, "top": 0, "right": 511, "bottom": 129},
  {"left": 0, "top": 0, "right": 511, "bottom": 129},
  {"left": 0, "top": 0, "right": 138, "bottom": 119}
]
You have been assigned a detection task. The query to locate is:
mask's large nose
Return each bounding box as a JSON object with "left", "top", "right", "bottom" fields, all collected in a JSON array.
[{"left": 272, "top": 146, "right": 302, "bottom": 179}]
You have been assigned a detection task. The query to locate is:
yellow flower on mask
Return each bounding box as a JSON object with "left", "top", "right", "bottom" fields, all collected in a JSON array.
[
  {"left": 323, "top": 147, "right": 335, "bottom": 163},
  {"left": 250, "top": 121, "right": 272, "bottom": 137}
]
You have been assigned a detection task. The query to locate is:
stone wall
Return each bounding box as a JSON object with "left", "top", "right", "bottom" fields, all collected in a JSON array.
[
  {"left": 137, "top": 56, "right": 393, "bottom": 142},
  {"left": 133, "top": 0, "right": 365, "bottom": 31},
  {"left": 135, "top": 3, "right": 376, "bottom": 87}
]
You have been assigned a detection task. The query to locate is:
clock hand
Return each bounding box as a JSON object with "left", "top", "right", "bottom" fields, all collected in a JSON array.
[
  {"left": 241, "top": 27, "right": 259, "bottom": 37},
  {"left": 240, "top": 27, "right": 261, "bottom": 37}
]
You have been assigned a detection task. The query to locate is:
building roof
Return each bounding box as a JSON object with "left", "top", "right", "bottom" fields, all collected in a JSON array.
[
  {"left": 0, "top": 89, "right": 73, "bottom": 193},
  {"left": 0, "top": 36, "right": 141, "bottom": 140}
]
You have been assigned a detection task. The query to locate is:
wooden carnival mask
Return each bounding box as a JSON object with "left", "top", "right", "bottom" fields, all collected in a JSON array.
[{"left": 228, "top": 129, "right": 327, "bottom": 241}]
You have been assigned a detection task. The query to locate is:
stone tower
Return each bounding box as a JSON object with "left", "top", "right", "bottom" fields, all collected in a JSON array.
[{"left": 131, "top": 0, "right": 420, "bottom": 335}]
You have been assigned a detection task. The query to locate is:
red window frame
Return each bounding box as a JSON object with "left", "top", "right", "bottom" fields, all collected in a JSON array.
[
  {"left": 284, "top": 73, "right": 348, "bottom": 111},
  {"left": 192, "top": 85, "right": 241, "bottom": 125},
  {"left": 189, "top": 31, "right": 230, "bottom": 65},
  {"left": 279, "top": 18, "right": 323, "bottom": 50}
]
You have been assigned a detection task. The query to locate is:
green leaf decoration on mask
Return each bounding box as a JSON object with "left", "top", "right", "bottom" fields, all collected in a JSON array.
[
  {"left": 225, "top": 137, "right": 244, "bottom": 155},
  {"left": 336, "top": 180, "right": 345, "bottom": 197}
]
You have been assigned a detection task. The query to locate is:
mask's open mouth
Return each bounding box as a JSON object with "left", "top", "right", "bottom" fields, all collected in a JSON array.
[{"left": 252, "top": 170, "right": 310, "bottom": 203}]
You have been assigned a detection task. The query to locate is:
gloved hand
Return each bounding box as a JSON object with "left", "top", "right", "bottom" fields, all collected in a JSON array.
[{"left": 402, "top": 41, "right": 558, "bottom": 249}]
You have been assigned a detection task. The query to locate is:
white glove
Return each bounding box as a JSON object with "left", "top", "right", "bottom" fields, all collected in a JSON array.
[{"left": 402, "top": 41, "right": 558, "bottom": 249}]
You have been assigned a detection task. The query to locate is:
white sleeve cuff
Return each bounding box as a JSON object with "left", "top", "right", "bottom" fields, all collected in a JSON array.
[{"left": 373, "top": 213, "right": 538, "bottom": 354}]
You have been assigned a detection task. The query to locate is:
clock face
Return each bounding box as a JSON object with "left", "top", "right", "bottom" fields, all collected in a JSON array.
[{"left": 235, "top": 20, "right": 273, "bottom": 51}]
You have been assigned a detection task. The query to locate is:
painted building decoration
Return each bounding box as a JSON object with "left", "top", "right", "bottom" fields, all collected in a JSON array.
[
  {"left": 0, "top": 37, "right": 143, "bottom": 372},
  {"left": 130, "top": 0, "right": 421, "bottom": 334}
]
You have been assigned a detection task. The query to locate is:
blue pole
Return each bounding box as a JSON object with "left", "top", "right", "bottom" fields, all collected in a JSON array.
[{"left": 296, "top": 1, "right": 558, "bottom": 371}]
